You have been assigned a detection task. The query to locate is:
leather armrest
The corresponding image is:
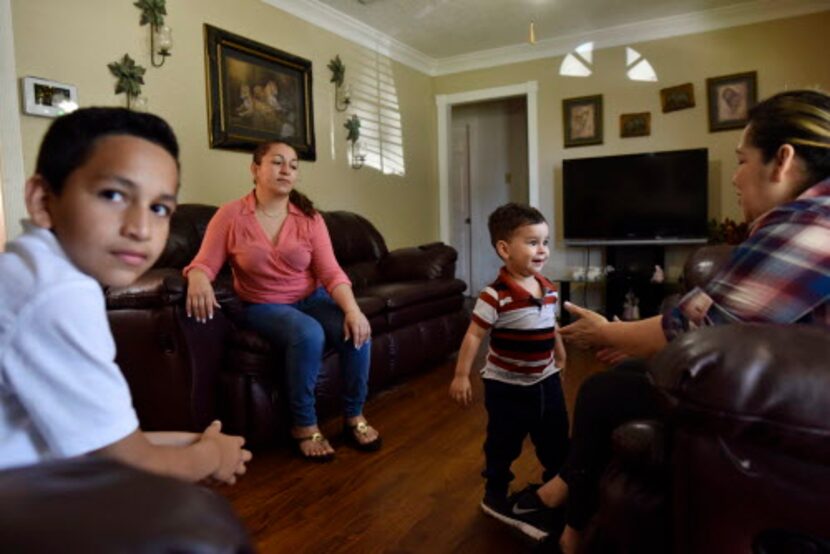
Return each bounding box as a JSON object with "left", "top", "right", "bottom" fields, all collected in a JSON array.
[
  {"left": 106, "top": 268, "right": 237, "bottom": 310},
  {"left": 0, "top": 457, "right": 251, "bottom": 552},
  {"left": 649, "top": 324, "right": 830, "bottom": 465},
  {"left": 612, "top": 419, "right": 667, "bottom": 471},
  {"left": 380, "top": 243, "right": 457, "bottom": 281}
]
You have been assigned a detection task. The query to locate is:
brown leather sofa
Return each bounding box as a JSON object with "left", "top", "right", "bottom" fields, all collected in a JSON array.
[{"left": 106, "top": 204, "right": 468, "bottom": 446}]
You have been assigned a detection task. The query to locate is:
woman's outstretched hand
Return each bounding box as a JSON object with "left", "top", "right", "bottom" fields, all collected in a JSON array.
[
  {"left": 558, "top": 301, "right": 609, "bottom": 349},
  {"left": 343, "top": 309, "right": 371, "bottom": 348},
  {"left": 186, "top": 269, "right": 221, "bottom": 323}
]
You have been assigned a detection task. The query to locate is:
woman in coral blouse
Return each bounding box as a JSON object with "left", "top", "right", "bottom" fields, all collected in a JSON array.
[{"left": 184, "top": 141, "right": 380, "bottom": 461}]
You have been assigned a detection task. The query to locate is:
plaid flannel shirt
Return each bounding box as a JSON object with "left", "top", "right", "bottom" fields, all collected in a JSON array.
[{"left": 663, "top": 177, "right": 830, "bottom": 341}]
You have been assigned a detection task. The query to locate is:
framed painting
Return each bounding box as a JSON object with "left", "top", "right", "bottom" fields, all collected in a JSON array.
[
  {"left": 706, "top": 71, "right": 757, "bottom": 132},
  {"left": 563, "top": 94, "right": 603, "bottom": 147},
  {"left": 21, "top": 76, "right": 78, "bottom": 118},
  {"left": 204, "top": 24, "right": 316, "bottom": 160},
  {"left": 620, "top": 112, "right": 650, "bottom": 138},
  {"left": 660, "top": 83, "right": 695, "bottom": 113}
]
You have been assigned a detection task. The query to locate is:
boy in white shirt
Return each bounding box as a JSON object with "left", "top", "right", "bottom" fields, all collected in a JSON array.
[{"left": 0, "top": 107, "right": 250, "bottom": 483}]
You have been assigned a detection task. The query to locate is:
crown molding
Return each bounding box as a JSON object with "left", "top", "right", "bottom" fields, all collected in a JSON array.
[
  {"left": 263, "top": 0, "right": 829, "bottom": 77},
  {"left": 433, "top": 0, "right": 830, "bottom": 75},
  {"left": 260, "top": 0, "right": 436, "bottom": 74}
]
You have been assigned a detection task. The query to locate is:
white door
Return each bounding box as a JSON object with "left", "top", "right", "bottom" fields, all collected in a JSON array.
[
  {"left": 451, "top": 97, "right": 528, "bottom": 295},
  {"left": 449, "top": 122, "right": 472, "bottom": 288}
]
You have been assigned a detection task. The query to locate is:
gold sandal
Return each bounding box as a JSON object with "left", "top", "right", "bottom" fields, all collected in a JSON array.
[
  {"left": 344, "top": 421, "right": 382, "bottom": 452},
  {"left": 293, "top": 432, "right": 335, "bottom": 462}
]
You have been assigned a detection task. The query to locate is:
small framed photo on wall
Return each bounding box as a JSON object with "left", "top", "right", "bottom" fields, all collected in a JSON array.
[
  {"left": 706, "top": 71, "right": 757, "bottom": 132},
  {"left": 660, "top": 83, "right": 695, "bottom": 113},
  {"left": 620, "top": 112, "right": 651, "bottom": 138},
  {"left": 21, "top": 76, "right": 78, "bottom": 118},
  {"left": 563, "top": 94, "right": 603, "bottom": 147}
]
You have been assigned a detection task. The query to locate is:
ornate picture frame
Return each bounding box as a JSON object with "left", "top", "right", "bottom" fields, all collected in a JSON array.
[
  {"left": 563, "top": 95, "right": 603, "bottom": 148},
  {"left": 204, "top": 24, "right": 316, "bottom": 159},
  {"left": 706, "top": 71, "right": 757, "bottom": 132}
]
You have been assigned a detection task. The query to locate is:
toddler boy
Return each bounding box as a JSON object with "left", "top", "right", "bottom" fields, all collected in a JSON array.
[
  {"left": 0, "top": 107, "right": 250, "bottom": 483},
  {"left": 449, "top": 203, "right": 568, "bottom": 541}
]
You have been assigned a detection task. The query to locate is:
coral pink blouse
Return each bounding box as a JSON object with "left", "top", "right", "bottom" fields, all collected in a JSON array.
[{"left": 184, "top": 191, "right": 351, "bottom": 304}]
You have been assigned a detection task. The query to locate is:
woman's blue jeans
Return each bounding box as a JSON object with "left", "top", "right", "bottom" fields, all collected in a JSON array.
[{"left": 243, "top": 287, "right": 371, "bottom": 428}]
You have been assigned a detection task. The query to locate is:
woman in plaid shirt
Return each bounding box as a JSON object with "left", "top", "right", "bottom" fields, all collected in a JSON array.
[{"left": 504, "top": 90, "right": 830, "bottom": 552}]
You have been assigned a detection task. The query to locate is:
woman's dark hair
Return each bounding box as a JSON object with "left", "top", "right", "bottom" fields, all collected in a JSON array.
[
  {"left": 35, "top": 107, "right": 179, "bottom": 194},
  {"left": 252, "top": 141, "right": 316, "bottom": 216},
  {"left": 747, "top": 89, "right": 830, "bottom": 190},
  {"left": 487, "top": 203, "right": 547, "bottom": 248}
]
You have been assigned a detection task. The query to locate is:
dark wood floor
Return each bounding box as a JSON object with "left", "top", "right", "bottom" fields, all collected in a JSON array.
[{"left": 216, "top": 357, "right": 554, "bottom": 553}]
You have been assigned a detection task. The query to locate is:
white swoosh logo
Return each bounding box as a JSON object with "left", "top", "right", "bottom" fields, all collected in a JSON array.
[{"left": 512, "top": 504, "right": 538, "bottom": 516}]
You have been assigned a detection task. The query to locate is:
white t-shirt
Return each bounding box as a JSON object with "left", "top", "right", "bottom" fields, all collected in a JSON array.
[{"left": 0, "top": 222, "right": 138, "bottom": 470}]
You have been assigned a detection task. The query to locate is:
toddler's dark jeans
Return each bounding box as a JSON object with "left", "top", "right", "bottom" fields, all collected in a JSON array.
[{"left": 482, "top": 373, "right": 569, "bottom": 499}]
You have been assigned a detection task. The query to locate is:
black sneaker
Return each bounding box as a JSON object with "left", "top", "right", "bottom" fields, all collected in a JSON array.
[{"left": 480, "top": 487, "right": 551, "bottom": 542}]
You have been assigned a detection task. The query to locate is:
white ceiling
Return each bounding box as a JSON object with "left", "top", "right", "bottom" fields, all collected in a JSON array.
[{"left": 263, "top": 0, "right": 830, "bottom": 74}]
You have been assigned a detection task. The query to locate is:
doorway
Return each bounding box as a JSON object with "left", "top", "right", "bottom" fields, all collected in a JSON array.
[
  {"left": 450, "top": 97, "right": 528, "bottom": 294},
  {"left": 436, "top": 81, "right": 539, "bottom": 296}
]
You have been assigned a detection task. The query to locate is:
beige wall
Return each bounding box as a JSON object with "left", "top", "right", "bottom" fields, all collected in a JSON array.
[
  {"left": 9, "top": 0, "right": 437, "bottom": 248},
  {"left": 434, "top": 12, "right": 830, "bottom": 275},
  {"left": 7, "top": 4, "right": 830, "bottom": 261}
]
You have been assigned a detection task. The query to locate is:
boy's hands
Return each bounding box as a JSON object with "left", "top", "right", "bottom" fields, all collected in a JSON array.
[
  {"left": 200, "top": 420, "right": 252, "bottom": 485},
  {"left": 186, "top": 269, "right": 221, "bottom": 323},
  {"left": 449, "top": 375, "right": 473, "bottom": 408}
]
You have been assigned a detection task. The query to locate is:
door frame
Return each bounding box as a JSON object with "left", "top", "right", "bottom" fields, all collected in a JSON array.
[
  {"left": 0, "top": 0, "right": 25, "bottom": 245},
  {"left": 436, "top": 81, "right": 539, "bottom": 244}
]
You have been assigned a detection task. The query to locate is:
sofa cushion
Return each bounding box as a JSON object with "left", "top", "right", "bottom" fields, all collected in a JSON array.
[
  {"left": 380, "top": 243, "right": 457, "bottom": 281},
  {"left": 360, "top": 279, "right": 467, "bottom": 310},
  {"left": 154, "top": 204, "right": 218, "bottom": 270},
  {"left": 387, "top": 295, "right": 465, "bottom": 330},
  {"left": 323, "top": 211, "right": 388, "bottom": 267}
]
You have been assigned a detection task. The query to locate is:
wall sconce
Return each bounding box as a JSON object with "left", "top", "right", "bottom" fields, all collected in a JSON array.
[
  {"left": 344, "top": 115, "right": 365, "bottom": 170},
  {"left": 135, "top": 0, "right": 172, "bottom": 68},
  {"left": 328, "top": 55, "right": 350, "bottom": 112},
  {"left": 108, "top": 54, "right": 147, "bottom": 110}
]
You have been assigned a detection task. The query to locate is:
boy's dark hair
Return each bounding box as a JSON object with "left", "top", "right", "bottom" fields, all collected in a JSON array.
[
  {"left": 487, "top": 203, "right": 547, "bottom": 247},
  {"left": 252, "top": 141, "right": 316, "bottom": 217},
  {"left": 35, "top": 107, "right": 180, "bottom": 194}
]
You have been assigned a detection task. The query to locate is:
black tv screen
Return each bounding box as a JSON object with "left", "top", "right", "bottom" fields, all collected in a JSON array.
[{"left": 562, "top": 148, "right": 709, "bottom": 245}]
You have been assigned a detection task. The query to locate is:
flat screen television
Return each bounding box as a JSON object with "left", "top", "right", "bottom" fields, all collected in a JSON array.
[{"left": 562, "top": 148, "right": 709, "bottom": 245}]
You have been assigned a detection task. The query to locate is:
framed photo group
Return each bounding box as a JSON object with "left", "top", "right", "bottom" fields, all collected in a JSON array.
[{"left": 562, "top": 70, "right": 757, "bottom": 146}]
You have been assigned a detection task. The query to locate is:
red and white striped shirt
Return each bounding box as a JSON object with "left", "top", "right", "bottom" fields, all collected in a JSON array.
[{"left": 471, "top": 267, "right": 561, "bottom": 386}]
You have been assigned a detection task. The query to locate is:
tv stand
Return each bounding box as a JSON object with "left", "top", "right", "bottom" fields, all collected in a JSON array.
[{"left": 604, "top": 245, "right": 666, "bottom": 320}]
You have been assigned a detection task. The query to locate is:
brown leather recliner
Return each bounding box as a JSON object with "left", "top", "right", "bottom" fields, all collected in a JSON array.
[
  {"left": 653, "top": 324, "right": 830, "bottom": 553},
  {"left": 106, "top": 205, "right": 468, "bottom": 445},
  {"left": 585, "top": 324, "right": 830, "bottom": 554},
  {"left": 582, "top": 245, "right": 830, "bottom": 553},
  {"left": 0, "top": 457, "right": 252, "bottom": 553}
]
